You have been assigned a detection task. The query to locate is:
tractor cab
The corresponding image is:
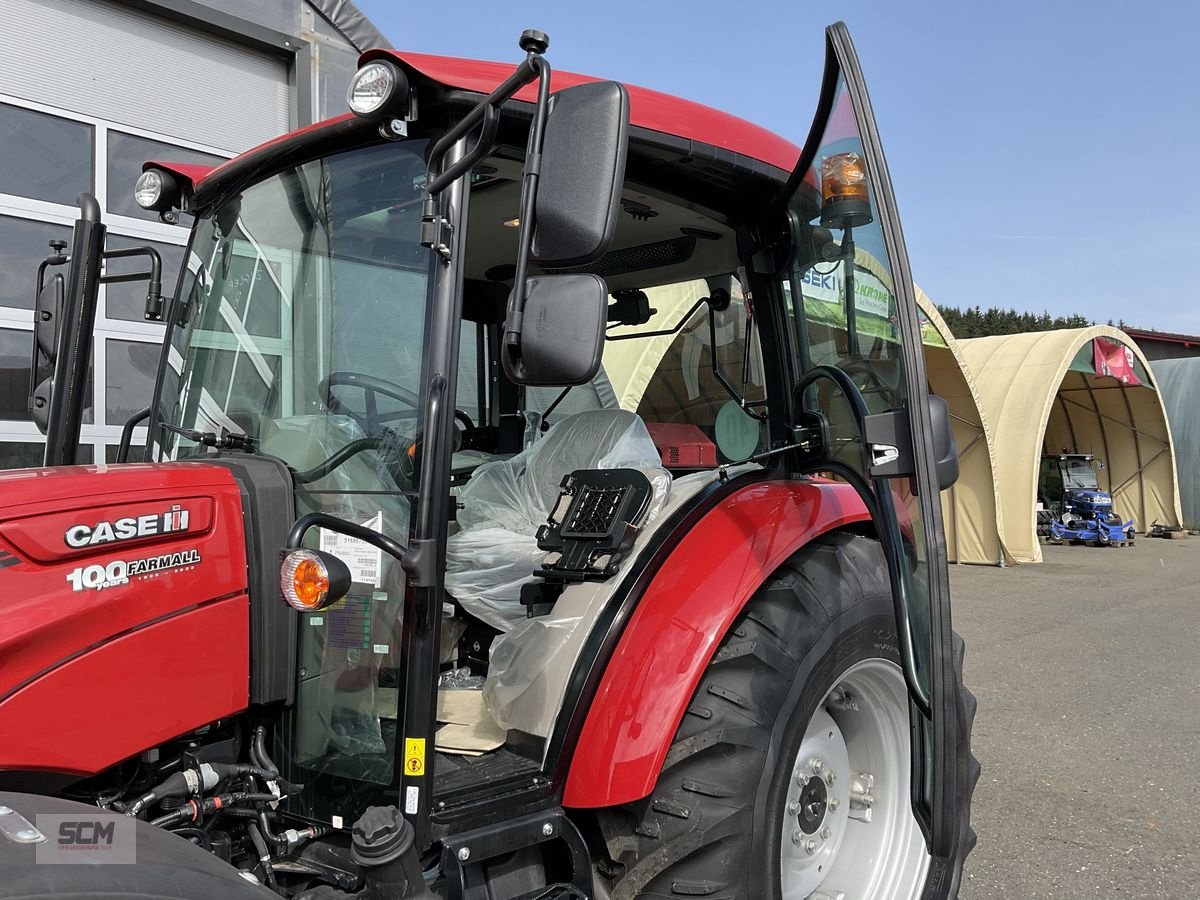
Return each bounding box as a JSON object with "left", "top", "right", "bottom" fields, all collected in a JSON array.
[
  {"left": 1039, "top": 452, "right": 1104, "bottom": 516},
  {"left": 1038, "top": 452, "right": 1135, "bottom": 545},
  {"left": 5, "top": 23, "right": 975, "bottom": 900}
]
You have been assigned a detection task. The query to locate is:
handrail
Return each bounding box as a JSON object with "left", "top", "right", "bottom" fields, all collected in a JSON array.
[{"left": 116, "top": 407, "right": 152, "bottom": 462}]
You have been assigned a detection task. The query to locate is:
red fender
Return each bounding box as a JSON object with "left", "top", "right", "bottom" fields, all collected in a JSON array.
[{"left": 563, "top": 478, "right": 871, "bottom": 809}]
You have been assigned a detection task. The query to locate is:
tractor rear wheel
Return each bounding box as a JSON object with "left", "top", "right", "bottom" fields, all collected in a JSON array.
[{"left": 598, "top": 531, "right": 977, "bottom": 900}]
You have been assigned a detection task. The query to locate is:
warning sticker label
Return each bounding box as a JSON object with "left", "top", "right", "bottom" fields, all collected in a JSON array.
[
  {"left": 404, "top": 737, "right": 426, "bottom": 777},
  {"left": 319, "top": 512, "right": 384, "bottom": 587}
]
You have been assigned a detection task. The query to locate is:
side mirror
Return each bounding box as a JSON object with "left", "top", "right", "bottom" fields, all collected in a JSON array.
[
  {"left": 927, "top": 394, "right": 959, "bottom": 490},
  {"left": 864, "top": 393, "right": 959, "bottom": 491},
  {"left": 504, "top": 80, "right": 630, "bottom": 385},
  {"left": 505, "top": 274, "right": 607, "bottom": 386},
  {"left": 531, "top": 80, "right": 630, "bottom": 268},
  {"left": 28, "top": 271, "right": 64, "bottom": 434}
]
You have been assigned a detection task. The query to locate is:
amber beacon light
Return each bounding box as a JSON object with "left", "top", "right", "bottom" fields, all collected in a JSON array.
[{"left": 819, "top": 152, "right": 873, "bottom": 228}]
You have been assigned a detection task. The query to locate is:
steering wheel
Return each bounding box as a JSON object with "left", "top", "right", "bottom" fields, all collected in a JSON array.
[
  {"left": 320, "top": 371, "right": 421, "bottom": 434},
  {"left": 320, "top": 371, "right": 477, "bottom": 436},
  {"left": 837, "top": 358, "right": 899, "bottom": 410}
]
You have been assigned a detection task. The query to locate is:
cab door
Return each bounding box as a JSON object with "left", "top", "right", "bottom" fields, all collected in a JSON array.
[{"left": 770, "top": 22, "right": 970, "bottom": 876}]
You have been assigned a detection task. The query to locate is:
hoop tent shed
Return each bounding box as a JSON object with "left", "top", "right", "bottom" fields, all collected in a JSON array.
[
  {"left": 959, "top": 327, "right": 1181, "bottom": 563},
  {"left": 914, "top": 288, "right": 1010, "bottom": 565},
  {"left": 1149, "top": 357, "right": 1200, "bottom": 527}
]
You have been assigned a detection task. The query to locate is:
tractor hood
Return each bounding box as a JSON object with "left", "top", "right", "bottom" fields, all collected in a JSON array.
[
  {"left": 1065, "top": 488, "right": 1112, "bottom": 506},
  {"left": 0, "top": 463, "right": 251, "bottom": 778}
]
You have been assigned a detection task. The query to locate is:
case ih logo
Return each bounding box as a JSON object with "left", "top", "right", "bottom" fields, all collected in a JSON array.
[{"left": 64, "top": 505, "right": 190, "bottom": 549}]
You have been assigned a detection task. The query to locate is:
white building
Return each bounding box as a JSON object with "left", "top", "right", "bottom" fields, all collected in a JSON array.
[{"left": 0, "top": 0, "right": 387, "bottom": 466}]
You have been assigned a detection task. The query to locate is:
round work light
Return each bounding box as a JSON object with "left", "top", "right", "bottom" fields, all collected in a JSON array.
[{"left": 347, "top": 60, "right": 408, "bottom": 117}]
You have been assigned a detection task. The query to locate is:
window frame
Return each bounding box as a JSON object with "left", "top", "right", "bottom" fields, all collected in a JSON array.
[{"left": 0, "top": 91, "right": 233, "bottom": 464}]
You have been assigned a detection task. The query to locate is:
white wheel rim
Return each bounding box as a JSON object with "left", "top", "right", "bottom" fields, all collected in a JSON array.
[{"left": 779, "top": 659, "right": 930, "bottom": 898}]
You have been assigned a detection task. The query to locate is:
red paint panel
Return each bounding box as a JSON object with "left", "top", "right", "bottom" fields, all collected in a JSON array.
[
  {"left": 0, "top": 595, "right": 249, "bottom": 775},
  {"left": 142, "top": 160, "right": 217, "bottom": 190},
  {"left": 0, "top": 496, "right": 213, "bottom": 563},
  {"left": 0, "top": 463, "right": 248, "bottom": 698},
  {"left": 195, "top": 113, "right": 357, "bottom": 189},
  {"left": 190, "top": 54, "right": 800, "bottom": 195},
  {"left": 563, "top": 479, "right": 870, "bottom": 809},
  {"left": 362, "top": 50, "right": 802, "bottom": 173}
]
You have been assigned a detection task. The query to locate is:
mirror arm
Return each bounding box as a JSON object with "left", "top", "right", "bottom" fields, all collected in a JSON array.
[
  {"left": 502, "top": 55, "right": 553, "bottom": 357},
  {"left": 604, "top": 296, "right": 709, "bottom": 342},
  {"left": 99, "top": 246, "right": 164, "bottom": 321},
  {"left": 706, "top": 306, "right": 767, "bottom": 422},
  {"left": 424, "top": 46, "right": 548, "bottom": 196},
  {"left": 424, "top": 102, "right": 500, "bottom": 197}
]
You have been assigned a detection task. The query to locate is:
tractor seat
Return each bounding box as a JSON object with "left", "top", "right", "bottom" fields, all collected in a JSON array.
[{"left": 445, "top": 409, "right": 670, "bottom": 631}]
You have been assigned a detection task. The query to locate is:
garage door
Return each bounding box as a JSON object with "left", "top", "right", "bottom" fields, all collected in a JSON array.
[{"left": 0, "top": 0, "right": 289, "bottom": 154}]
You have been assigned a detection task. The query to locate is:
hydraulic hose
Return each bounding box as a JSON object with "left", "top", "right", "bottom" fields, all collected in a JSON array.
[
  {"left": 171, "top": 826, "right": 212, "bottom": 851},
  {"left": 148, "top": 792, "right": 279, "bottom": 828},
  {"left": 250, "top": 725, "right": 280, "bottom": 779},
  {"left": 247, "top": 822, "right": 278, "bottom": 891},
  {"left": 126, "top": 762, "right": 280, "bottom": 816}
]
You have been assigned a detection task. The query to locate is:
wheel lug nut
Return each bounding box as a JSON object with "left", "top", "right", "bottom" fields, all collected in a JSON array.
[
  {"left": 811, "top": 759, "right": 824, "bottom": 774},
  {"left": 788, "top": 800, "right": 800, "bottom": 815},
  {"left": 829, "top": 797, "right": 840, "bottom": 811},
  {"left": 792, "top": 829, "right": 804, "bottom": 846},
  {"left": 805, "top": 839, "right": 819, "bottom": 855},
  {"left": 820, "top": 825, "right": 832, "bottom": 840},
  {"left": 824, "top": 770, "right": 836, "bottom": 786}
]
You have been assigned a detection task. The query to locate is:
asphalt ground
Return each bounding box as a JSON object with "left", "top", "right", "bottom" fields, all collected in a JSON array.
[{"left": 953, "top": 538, "right": 1200, "bottom": 899}]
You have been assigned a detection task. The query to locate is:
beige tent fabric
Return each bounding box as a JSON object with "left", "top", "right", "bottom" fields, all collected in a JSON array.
[
  {"left": 914, "top": 288, "right": 1011, "bottom": 565},
  {"left": 603, "top": 281, "right": 711, "bottom": 412},
  {"left": 959, "top": 327, "right": 1181, "bottom": 563},
  {"left": 605, "top": 281, "right": 1012, "bottom": 564}
]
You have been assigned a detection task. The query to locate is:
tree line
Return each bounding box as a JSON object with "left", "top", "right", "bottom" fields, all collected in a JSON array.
[{"left": 935, "top": 304, "right": 1130, "bottom": 339}]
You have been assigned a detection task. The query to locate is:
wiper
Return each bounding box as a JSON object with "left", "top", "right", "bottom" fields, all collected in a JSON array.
[{"left": 161, "top": 422, "right": 255, "bottom": 452}]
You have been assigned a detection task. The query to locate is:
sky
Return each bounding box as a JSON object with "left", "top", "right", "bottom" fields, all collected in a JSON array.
[{"left": 355, "top": 0, "right": 1200, "bottom": 332}]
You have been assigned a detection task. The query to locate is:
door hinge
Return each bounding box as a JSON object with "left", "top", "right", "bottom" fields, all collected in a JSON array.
[{"left": 420, "top": 197, "right": 453, "bottom": 261}]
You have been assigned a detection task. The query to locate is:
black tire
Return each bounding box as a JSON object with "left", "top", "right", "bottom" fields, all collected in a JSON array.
[{"left": 598, "top": 531, "right": 977, "bottom": 899}]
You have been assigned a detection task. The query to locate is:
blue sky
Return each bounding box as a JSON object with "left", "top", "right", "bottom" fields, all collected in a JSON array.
[{"left": 356, "top": 0, "right": 1200, "bottom": 332}]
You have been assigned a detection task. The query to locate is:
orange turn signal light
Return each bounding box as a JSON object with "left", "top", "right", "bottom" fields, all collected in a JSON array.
[{"left": 279, "top": 549, "right": 351, "bottom": 612}]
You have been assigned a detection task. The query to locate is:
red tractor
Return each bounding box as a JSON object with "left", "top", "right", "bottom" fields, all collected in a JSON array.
[{"left": 0, "top": 23, "right": 976, "bottom": 899}]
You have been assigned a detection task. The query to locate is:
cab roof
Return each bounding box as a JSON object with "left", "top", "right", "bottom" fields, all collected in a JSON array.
[
  {"left": 154, "top": 50, "right": 802, "bottom": 194},
  {"left": 364, "top": 50, "right": 802, "bottom": 172}
]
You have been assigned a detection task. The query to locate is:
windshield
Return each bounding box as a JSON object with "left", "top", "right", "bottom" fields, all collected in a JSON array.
[
  {"left": 152, "top": 140, "right": 439, "bottom": 814},
  {"left": 1063, "top": 458, "right": 1100, "bottom": 490},
  {"left": 155, "top": 140, "right": 432, "bottom": 504}
]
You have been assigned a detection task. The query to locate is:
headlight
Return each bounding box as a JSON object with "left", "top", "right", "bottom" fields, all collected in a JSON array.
[
  {"left": 134, "top": 170, "right": 165, "bottom": 210},
  {"left": 347, "top": 60, "right": 408, "bottom": 117},
  {"left": 134, "top": 168, "right": 181, "bottom": 213},
  {"left": 279, "top": 548, "right": 351, "bottom": 612}
]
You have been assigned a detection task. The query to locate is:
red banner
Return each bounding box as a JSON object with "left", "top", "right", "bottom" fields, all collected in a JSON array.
[{"left": 1093, "top": 337, "right": 1141, "bottom": 385}]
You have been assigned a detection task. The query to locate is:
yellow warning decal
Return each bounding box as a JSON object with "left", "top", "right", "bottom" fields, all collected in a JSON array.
[{"left": 404, "top": 737, "right": 426, "bottom": 776}]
